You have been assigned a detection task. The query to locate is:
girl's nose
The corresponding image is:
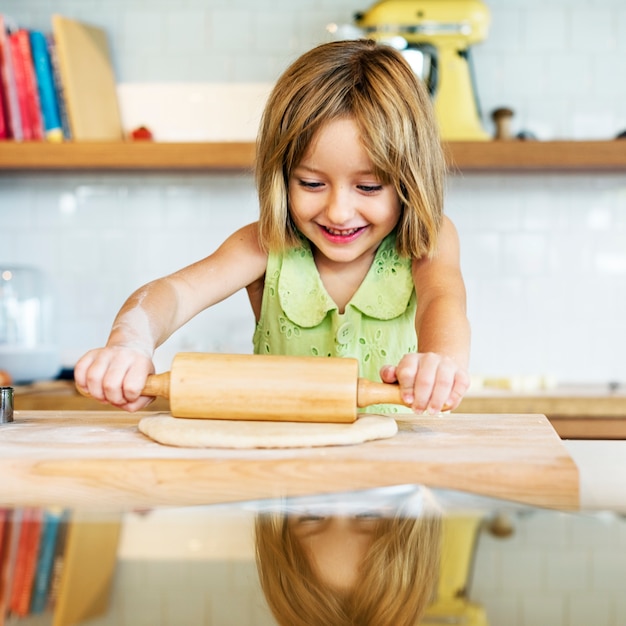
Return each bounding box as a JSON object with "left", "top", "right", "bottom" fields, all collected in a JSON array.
[{"left": 325, "top": 187, "right": 354, "bottom": 225}]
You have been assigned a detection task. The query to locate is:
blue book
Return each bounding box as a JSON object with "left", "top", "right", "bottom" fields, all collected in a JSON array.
[
  {"left": 46, "top": 33, "right": 71, "bottom": 140},
  {"left": 29, "top": 509, "right": 63, "bottom": 614},
  {"left": 29, "top": 30, "right": 63, "bottom": 141}
]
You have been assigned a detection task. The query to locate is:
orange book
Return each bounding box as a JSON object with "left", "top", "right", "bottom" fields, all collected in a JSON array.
[{"left": 9, "top": 508, "right": 43, "bottom": 617}]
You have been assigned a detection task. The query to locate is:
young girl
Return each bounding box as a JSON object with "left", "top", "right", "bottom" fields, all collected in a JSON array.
[{"left": 74, "top": 39, "right": 470, "bottom": 416}]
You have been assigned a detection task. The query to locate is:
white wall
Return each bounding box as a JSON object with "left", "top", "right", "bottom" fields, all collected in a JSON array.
[{"left": 2, "top": 0, "right": 626, "bottom": 383}]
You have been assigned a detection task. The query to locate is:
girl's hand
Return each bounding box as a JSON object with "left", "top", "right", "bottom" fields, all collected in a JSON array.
[
  {"left": 74, "top": 346, "right": 155, "bottom": 412},
  {"left": 380, "top": 352, "right": 470, "bottom": 414}
]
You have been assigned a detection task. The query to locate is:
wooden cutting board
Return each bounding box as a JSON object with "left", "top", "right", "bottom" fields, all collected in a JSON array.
[{"left": 0, "top": 411, "right": 578, "bottom": 511}]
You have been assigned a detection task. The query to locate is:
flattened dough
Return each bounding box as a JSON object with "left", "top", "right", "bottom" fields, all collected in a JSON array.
[{"left": 137, "top": 413, "right": 397, "bottom": 449}]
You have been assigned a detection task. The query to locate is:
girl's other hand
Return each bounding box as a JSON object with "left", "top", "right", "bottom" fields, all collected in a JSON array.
[
  {"left": 73, "top": 346, "right": 155, "bottom": 412},
  {"left": 380, "top": 353, "right": 470, "bottom": 414}
]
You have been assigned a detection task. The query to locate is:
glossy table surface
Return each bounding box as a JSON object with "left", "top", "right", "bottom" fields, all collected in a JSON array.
[{"left": 2, "top": 484, "right": 624, "bottom": 626}]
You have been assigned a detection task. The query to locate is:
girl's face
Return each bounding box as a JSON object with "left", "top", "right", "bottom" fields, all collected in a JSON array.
[
  {"left": 288, "top": 118, "right": 401, "bottom": 268},
  {"left": 287, "top": 514, "right": 379, "bottom": 592}
]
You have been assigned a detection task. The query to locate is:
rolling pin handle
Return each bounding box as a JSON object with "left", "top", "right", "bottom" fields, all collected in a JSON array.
[
  {"left": 75, "top": 371, "right": 171, "bottom": 401},
  {"left": 356, "top": 378, "right": 405, "bottom": 408},
  {"left": 356, "top": 378, "right": 452, "bottom": 413},
  {"left": 142, "top": 372, "right": 171, "bottom": 399}
]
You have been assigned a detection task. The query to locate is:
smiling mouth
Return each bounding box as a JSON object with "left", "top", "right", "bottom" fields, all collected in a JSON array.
[{"left": 321, "top": 225, "right": 366, "bottom": 237}]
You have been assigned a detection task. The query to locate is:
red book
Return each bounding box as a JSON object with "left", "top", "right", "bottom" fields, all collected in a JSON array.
[
  {"left": 0, "top": 509, "right": 9, "bottom": 620},
  {"left": 0, "top": 15, "right": 21, "bottom": 139},
  {"left": 0, "top": 510, "right": 7, "bottom": 550},
  {"left": 8, "top": 508, "right": 44, "bottom": 617},
  {"left": 8, "top": 29, "right": 43, "bottom": 140},
  {"left": 0, "top": 69, "right": 8, "bottom": 138}
]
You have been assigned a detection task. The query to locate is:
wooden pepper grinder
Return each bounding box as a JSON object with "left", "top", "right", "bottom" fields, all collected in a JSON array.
[{"left": 491, "top": 107, "right": 515, "bottom": 140}]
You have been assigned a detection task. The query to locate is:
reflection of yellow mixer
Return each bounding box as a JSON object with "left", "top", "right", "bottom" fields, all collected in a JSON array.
[
  {"left": 422, "top": 514, "right": 490, "bottom": 626},
  {"left": 350, "top": 0, "right": 491, "bottom": 140}
]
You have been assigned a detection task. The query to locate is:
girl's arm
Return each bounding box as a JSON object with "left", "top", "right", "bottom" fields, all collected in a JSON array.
[
  {"left": 74, "top": 222, "right": 268, "bottom": 411},
  {"left": 381, "top": 216, "right": 471, "bottom": 413}
]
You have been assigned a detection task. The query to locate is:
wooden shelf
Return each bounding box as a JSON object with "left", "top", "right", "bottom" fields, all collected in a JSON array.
[
  {"left": 0, "top": 140, "right": 625, "bottom": 172},
  {"left": 444, "top": 140, "right": 626, "bottom": 172},
  {"left": 458, "top": 392, "right": 626, "bottom": 440},
  {"left": 0, "top": 141, "right": 256, "bottom": 171}
]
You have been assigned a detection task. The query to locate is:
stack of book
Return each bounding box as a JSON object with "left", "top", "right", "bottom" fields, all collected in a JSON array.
[
  {"left": 0, "top": 14, "right": 123, "bottom": 142},
  {"left": 0, "top": 507, "right": 70, "bottom": 623}
]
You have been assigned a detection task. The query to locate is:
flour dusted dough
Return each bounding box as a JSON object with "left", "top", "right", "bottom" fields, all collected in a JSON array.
[{"left": 137, "top": 413, "right": 397, "bottom": 449}]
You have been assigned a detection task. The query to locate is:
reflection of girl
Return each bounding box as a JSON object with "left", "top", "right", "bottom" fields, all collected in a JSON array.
[{"left": 255, "top": 489, "right": 441, "bottom": 626}]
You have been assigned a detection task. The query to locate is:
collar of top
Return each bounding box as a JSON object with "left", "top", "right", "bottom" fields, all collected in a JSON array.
[{"left": 277, "top": 232, "right": 414, "bottom": 328}]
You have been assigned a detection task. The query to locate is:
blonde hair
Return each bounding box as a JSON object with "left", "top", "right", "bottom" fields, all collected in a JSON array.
[
  {"left": 255, "top": 512, "right": 441, "bottom": 626},
  {"left": 255, "top": 39, "right": 446, "bottom": 258}
]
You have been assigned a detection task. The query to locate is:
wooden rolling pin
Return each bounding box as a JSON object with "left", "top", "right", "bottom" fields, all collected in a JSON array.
[{"left": 107, "top": 352, "right": 413, "bottom": 423}]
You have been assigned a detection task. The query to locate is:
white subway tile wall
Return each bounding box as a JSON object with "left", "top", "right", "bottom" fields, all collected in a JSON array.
[
  {"left": 0, "top": 173, "right": 262, "bottom": 373},
  {"left": 472, "top": 510, "right": 626, "bottom": 626},
  {"left": 2, "top": 0, "right": 626, "bottom": 383}
]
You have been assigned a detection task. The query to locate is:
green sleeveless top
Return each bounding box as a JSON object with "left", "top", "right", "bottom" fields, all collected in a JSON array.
[{"left": 252, "top": 232, "right": 417, "bottom": 414}]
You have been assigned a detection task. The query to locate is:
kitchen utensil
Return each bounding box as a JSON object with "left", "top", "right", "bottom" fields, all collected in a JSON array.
[
  {"left": 491, "top": 107, "right": 515, "bottom": 140},
  {"left": 0, "top": 386, "right": 13, "bottom": 423},
  {"left": 80, "top": 352, "right": 415, "bottom": 423}
]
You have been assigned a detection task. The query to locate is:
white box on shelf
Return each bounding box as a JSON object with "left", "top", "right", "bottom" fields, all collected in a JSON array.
[{"left": 116, "top": 82, "right": 274, "bottom": 142}]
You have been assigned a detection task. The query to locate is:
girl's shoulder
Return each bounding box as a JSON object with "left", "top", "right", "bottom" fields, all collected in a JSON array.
[
  {"left": 213, "top": 222, "right": 268, "bottom": 283},
  {"left": 223, "top": 222, "right": 266, "bottom": 256},
  {"left": 234, "top": 221, "right": 262, "bottom": 243}
]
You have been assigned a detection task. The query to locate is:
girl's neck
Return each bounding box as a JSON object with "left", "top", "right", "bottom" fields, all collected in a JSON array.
[{"left": 312, "top": 247, "right": 376, "bottom": 314}]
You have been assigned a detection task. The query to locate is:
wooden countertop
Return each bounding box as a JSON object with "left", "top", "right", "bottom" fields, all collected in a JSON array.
[
  {"left": 458, "top": 385, "right": 626, "bottom": 439},
  {"left": 0, "top": 411, "right": 578, "bottom": 512}
]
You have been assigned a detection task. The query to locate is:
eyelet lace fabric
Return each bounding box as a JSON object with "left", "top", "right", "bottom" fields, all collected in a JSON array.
[{"left": 253, "top": 232, "right": 417, "bottom": 413}]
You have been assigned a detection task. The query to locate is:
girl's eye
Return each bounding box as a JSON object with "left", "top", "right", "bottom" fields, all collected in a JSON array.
[
  {"left": 296, "top": 514, "right": 326, "bottom": 523},
  {"left": 358, "top": 184, "right": 383, "bottom": 193},
  {"left": 298, "top": 180, "right": 323, "bottom": 189}
]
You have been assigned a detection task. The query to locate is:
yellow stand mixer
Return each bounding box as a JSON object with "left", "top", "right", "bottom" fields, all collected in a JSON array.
[{"left": 346, "top": 0, "right": 491, "bottom": 140}]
